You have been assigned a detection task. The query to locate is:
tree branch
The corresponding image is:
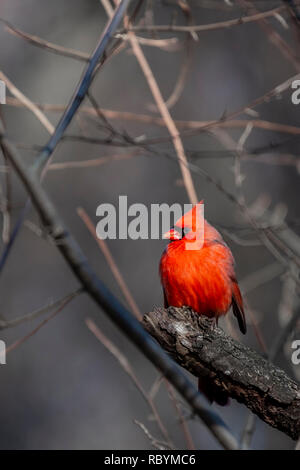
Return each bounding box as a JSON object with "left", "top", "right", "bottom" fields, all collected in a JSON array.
[
  {"left": 125, "top": 5, "right": 288, "bottom": 34},
  {"left": 143, "top": 306, "right": 300, "bottom": 441}
]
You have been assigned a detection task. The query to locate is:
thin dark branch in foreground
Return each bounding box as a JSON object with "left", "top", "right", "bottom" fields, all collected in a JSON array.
[
  {"left": 143, "top": 306, "right": 300, "bottom": 441},
  {"left": 32, "top": 0, "right": 132, "bottom": 174},
  {"left": 0, "top": 125, "right": 239, "bottom": 451}
]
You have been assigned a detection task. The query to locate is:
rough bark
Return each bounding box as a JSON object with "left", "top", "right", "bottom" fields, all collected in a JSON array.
[{"left": 143, "top": 306, "right": 300, "bottom": 440}]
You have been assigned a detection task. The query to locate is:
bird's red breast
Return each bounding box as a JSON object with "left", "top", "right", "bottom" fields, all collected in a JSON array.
[{"left": 160, "top": 230, "right": 235, "bottom": 318}]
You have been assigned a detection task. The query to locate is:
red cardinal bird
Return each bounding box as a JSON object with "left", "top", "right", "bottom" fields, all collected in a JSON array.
[{"left": 159, "top": 201, "right": 246, "bottom": 405}]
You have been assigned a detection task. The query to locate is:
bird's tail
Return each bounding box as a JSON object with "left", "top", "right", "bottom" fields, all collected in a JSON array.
[{"left": 198, "top": 376, "right": 229, "bottom": 406}]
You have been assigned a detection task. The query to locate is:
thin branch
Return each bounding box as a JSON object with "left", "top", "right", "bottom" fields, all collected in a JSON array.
[
  {"left": 240, "top": 413, "right": 256, "bottom": 450},
  {"left": 164, "top": 381, "right": 196, "bottom": 450},
  {"left": 6, "top": 289, "right": 80, "bottom": 353},
  {"left": 32, "top": 0, "right": 132, "bottom": 174},
  {"left": 0, "top": 289, "right": 82, "bottom": 330},
  {"left": 0, "top": 18, "right": 90, "bottom": 62},
  {"left": 126, "top": 5, "right": 289, "bottom": 33},
  {"left": 7, "top": 97, "right": 300, "bottom": 137},
  {"left": 115, "top": 33, "right": 180, "bottom": 50},
  {"left": 269, "top": 307, "right": 300, "bottom": 362},
  {"left": 148, "top": 0, "right": 194, "bottom": 111},
  {"left": 86, "top": 317, "right": 173, "bottom": 447},
  {"left": 0, "top": 71, "right": 55, "bottom": 134},
  {"left": 123, "top": 13, "right": 198, "bottom": 205},
  {"left": 134, "top": 420, "right": 173, "bottom": 450},
  {"left": 78, "top": 207, "right": 141, "bottom": 320},
  {"left": 100, "top": 0, "right": 115, "bottom": 19}
]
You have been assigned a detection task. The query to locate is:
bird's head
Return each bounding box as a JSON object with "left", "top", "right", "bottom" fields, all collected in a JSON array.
[
  {"left": 163, "top": 201, "right": 204, "bottom": 242},
  {"left": 163, "top": 227, "right": 182, "bottom": 241}
]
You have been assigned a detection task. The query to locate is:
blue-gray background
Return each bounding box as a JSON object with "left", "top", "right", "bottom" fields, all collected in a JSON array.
[{"left": 0, "top": 0, "right": 299, "bottom": 449}]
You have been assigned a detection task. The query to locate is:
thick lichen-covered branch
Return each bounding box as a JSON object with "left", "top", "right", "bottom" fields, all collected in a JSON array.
[{"left": 143, "top": 306, "right": 300, "bottom": 440}]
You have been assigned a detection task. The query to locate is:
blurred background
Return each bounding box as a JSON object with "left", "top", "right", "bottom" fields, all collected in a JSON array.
[{"left": 0, "top": 0, "right": 299, "bottom": 450}]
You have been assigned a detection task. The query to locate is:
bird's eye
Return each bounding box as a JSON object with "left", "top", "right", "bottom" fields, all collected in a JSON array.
[
  {"left": 168, "top": 227, "right": 182, "bottom": 242},
  {"left": 172, "top": 227, "right": 191, "bottom": 238}
]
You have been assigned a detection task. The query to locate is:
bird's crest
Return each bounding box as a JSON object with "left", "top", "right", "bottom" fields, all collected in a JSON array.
[{"left": 175, "top": 200, "right": 204, "bottom": 232}]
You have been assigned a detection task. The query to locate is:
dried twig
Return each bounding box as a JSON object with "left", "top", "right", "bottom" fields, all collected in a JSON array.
[
  {"left": 0, "top": 289, "right": 82, "bottom": 330},
  {"left": 123, "top": 10, "right": 198, "bottom": 204},
  {"left": 86, "top": 317, "right": 173, "bottom": 447},
  {"left": 6, "top": 289, "right": 80, "bottom": 353},
  {"left": 0, "top": 71, "right": 55, "bottom": 134},
  {"left": 78, "top": 205, "right": 195, "bottom": 449},
  {"left": 126, "top": 5, "right": 290, "bottom": 33},
  {"left": 78, "top": 207, "right": 141, "bottom": 320},
  {"left": 134, "top": 420, "right": 173, "bottom": 450}
]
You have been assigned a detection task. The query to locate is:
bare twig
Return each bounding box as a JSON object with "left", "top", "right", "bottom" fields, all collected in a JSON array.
[
  {"left": 0, "top": 289, "right": 82, "bottom": 330},
  {"left": 269, "top": 307, "right": 300, "bottom": 362},
  {"left": 86, "top": 317, "right": 173, "bottom": 447},
  {"left": 6, "top": 289, "right": 80, "bottom": 353},
  {"left": 238, "top": 0, "right": 300, "bottom": 72},
  {"left": 78, "top": 207, "right": 141, "bottom": 320},
  {"left": 0, "top": 71, "right": 55, "bottom": 134},
  {"left": 123, "top": 12, "right": 198, "bottom": 204},
  {"left": 48, "top": 152, "right": 139, "bottom": 170},
  {"left": 134, "top": 420, "right": 173, "bottom": 450},
  {"left": 78, "top": 205, "right": 195, "bottom": 449},
  {"left": 143, "top": 306, "right": 300, "bottom": 441},
  {"left": 0, "top": 18, "right": 90, "bottom": 62}
]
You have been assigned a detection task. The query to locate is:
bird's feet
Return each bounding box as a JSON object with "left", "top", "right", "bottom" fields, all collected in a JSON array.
[{"left": 208, "top": 317, "right": 218, "bottom": 330}]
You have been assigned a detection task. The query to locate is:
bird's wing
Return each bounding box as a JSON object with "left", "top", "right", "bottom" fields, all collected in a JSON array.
[
  {"left": 231, "top": 280, "right": 247, "bottom": 334},
  {"left": 163, "top": 289, "right": 169, "bottom": 309}
]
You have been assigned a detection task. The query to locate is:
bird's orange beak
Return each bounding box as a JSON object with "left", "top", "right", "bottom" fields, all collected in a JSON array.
[{"left": 163, "top": 228, "right": 181, "bottom": 241}]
